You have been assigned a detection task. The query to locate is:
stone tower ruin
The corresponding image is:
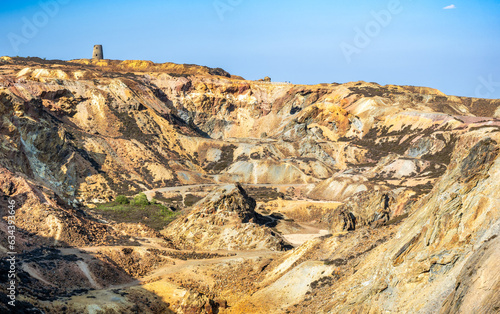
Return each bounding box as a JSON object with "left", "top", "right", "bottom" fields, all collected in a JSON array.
[{"left": 92, "top": 45, "right": 103, "bottom": 60}]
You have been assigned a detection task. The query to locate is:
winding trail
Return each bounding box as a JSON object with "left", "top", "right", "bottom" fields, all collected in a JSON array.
[
  {"left": 141, "top": 249, "right": 277, "bottom": 284},
  {"left": 77, "top": 260, "right": 102, "bottom": 289},
  {"left": 51, "top": 183, "right": 334, "bottom": 295},
  {"left": 58, "top": 242, "right": 279, "bottom": 291},
  {"left": 22, "top": 263, "right": 56, "bottom": 287}
]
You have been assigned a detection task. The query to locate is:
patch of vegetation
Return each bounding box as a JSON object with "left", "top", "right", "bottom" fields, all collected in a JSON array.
[
  {"left": 270, "top": 212, "right": 285, "bottom": 220},
  {"left": 184, "top": 194, "right": 203, "bottom": 207},
  {"left": 208, "top": 67, "right": 231, "bottom": 77},
  {"left": 95, "top": 195, "right": 180, "bottom": 231},
  {"left": 167, "top": 72, "right": 192, "bottom": 78},
  {"left": 115, "top": 195, "right": 130, "bottom": 205},
  {"left": 203, "top": 145, "right": 236, "bottom": 173},
  {"left": 459, "top": 138, "right": 499, "bottom": 182},
  {"left": 421, "top": 135, "right": 458, "bottom": 165},
  {"left": 153, "top": 193, "right": 183, "bottom": 206},
  {"left": 246, "top": 187, "right": 284, "bottom": 202},
  {"left": 323, "top": 258, "right": 347, "bottom": 266},
  {"left": 309, "top": 275, "right": 338, "bottom": 290},
  {"left": 132, "top": 193, "right": 150, "bottom": 206},
  {"left": 150, "top": 249, "right": 236, "bottom": 260},
  {"left": 386, "top": 213, "right": 409, "bottom": 226},
  {"left": 347, "top": 86, "right": 391, "bottom": 98}
]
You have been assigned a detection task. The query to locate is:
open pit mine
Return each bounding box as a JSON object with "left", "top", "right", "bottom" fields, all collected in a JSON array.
[{"left": 0, "top": 56, "right": 499, "bottom": 313}]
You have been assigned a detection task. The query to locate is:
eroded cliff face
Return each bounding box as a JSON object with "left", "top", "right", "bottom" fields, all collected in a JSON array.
[
  {"left": 0, "top": 56, "right": 499, "bottom": 313},
  {"left": 265, "top": 130, "right": 500, "bottom": 314},
  {"left": 2, "top": 57, "right": 500, "bottom": 204}
]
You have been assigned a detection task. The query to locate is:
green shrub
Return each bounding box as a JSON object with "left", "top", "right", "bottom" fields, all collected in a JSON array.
[
  {"left": 95, "top": 198, "right": 180, "bottom": 231},
  {"left": 160, "top": 206, "right": 173, "bottom": 216},
  {"left": 115, "top": 195, "right": 130, "bottom": 205},
  {"left": 132, "top": 193, "right": 150, "bottom": 206}
]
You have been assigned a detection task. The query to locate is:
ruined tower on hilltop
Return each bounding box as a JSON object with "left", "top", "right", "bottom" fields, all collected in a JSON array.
[{"left": 92, "top": 45, "right": 103, "bottom": 60}]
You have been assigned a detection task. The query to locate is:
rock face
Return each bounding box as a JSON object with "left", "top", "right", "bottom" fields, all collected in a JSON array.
[
  {"left": 1, "top": 57, "right": 499, "bottom": 207},
  {"left": 163, "top": 184, "right": 291, "bottom": 251},
  {"left": 235, "top": 130, "right": 500, "bottom": 314},
  {"left": 440, "top": 235, "right": 500, "bottom": 314},
  {"left": 325, "top": 131, "right": 500, "bottom": 313},
  {"left": 320, "top": 187, "right": 417, "bottom": 232},
  {"left": 0, "top": 56, "right": 499, "bottom": 313}
]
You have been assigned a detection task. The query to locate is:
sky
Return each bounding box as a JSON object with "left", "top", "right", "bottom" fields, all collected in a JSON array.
[{"left": 1, "top": 0, "right": 499, "bottom": 99}]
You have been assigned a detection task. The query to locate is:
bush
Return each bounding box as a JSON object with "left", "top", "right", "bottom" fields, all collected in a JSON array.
[
  {"left": 132, "top": 193, "right": 150, "bottom": 206},
  {"left": 160, "top": 206, "right": 174, "bottom": 216},
  {"left": 115, "top": 195, "right": 130, "bottom": 205}
]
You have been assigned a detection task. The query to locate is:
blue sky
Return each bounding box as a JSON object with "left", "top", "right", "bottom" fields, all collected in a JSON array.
[{"left": 1, "top": 0, "right": 499, "bottom": 98}]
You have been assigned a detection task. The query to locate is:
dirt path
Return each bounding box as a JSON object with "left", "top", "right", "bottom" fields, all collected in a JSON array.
[
  {"left": 22, "top": 263, "right": 55, "bottom": 287},
  {"left": 77, "top": 260, "right": 102, "bottom": 289},
  {"left": 141, "top": 249, "right": 276, "bottom": 284},
  {"left": 59, "top": 242, "right": 278, "bottom": 290}
]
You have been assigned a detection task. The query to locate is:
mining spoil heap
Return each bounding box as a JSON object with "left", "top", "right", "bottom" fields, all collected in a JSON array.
[{"left": 0, "top": 56, "right": 499, "bottom": 313}]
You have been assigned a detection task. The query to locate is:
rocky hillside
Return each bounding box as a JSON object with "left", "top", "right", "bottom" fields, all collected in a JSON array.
[
  {"left": 0, "top": 56, "right": 499, "bottom": 313},
  {"left": 163, "top": 184, "right": 292, "bottom": 251}
]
